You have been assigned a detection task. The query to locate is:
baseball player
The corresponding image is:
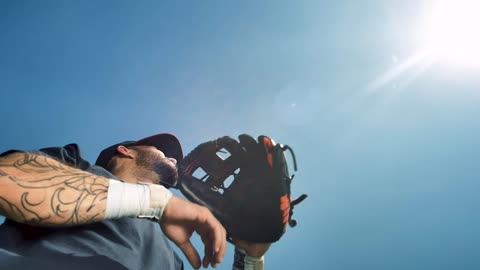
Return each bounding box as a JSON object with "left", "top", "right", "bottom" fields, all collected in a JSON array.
[{"left": 0, "top": 133, "right": 305, "bottom": 269}]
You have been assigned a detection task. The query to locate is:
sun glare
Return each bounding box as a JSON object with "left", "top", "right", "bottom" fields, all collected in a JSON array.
[{"left": 419, "top": 0, "right": 480, "bottom": 67}]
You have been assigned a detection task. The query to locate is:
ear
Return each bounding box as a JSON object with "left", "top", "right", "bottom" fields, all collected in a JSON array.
[{"left": 116, "top": 145, "right": 135, "bottom": 159}]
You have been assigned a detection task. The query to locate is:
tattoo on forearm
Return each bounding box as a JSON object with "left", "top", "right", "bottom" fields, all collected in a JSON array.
[
  {"left": 0, "top": 152, "right": 109, "bottom": 226},
  {"left": 0, "top": 197, "right": 26, "bottom": 221}
]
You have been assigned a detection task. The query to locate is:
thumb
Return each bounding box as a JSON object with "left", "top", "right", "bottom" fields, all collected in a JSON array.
[{"left": 179, "top": 240, "right": 201, "bottom": 269}]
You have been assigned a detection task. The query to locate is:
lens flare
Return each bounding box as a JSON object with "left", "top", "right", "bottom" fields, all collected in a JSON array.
[{"left": 418, "top": 0, "right": 480, "bottom": 67}]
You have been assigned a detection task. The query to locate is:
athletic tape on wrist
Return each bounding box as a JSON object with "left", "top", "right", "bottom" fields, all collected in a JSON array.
[
  {"left": 104, "top": 179, "right": 173, "bottom": 221},
  {"left": 138, "top": 181, "right": 173, "bottom": 220},
  {"left": 233, "top": 248, "right": 265, "bottom": 270}
]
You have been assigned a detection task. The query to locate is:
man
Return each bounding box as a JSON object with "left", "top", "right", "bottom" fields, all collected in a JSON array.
[{"left": 0, "top": 133, "right": 268, "bottom": 269}]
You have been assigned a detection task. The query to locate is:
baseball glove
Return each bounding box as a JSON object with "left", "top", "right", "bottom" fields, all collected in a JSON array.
[{"left": 178, "top": 134, "right": 307, "bottom": 243}]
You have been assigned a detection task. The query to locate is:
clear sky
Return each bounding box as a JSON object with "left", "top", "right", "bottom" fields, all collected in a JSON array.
[{"left": 1, "top": 1, "right": 479, "bottom": 269}]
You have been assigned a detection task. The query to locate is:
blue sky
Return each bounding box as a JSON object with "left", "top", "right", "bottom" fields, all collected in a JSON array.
[{"left": 1, "top": 1, "right": 480, "bottom": 269}]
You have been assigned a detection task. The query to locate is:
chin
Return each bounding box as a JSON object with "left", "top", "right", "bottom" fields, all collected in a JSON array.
[{"left": 156, "top": 162, "right": 179, "bottom": 187}]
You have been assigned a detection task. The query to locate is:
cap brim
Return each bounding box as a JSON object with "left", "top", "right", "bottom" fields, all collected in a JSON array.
[
  {"left": 134, "top": 133, "right": 183, "bottom": 162},
  {"left": 95, "top": 133, "right": 183, "bottom": 169}
]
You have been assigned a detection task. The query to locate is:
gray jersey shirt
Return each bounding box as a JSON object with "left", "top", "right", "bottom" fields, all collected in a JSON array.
[{"left": 0, "top": 144, "right": 183, "bottom": 270}]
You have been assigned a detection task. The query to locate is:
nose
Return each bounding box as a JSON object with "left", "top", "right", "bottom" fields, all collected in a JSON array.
[{"left": 169, "top": 158, "right": 177, "bottom": 165}]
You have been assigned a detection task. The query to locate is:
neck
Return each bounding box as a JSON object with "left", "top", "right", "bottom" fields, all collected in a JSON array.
[
  {"left": 113, "top": 165, "right": 160, "bottom": 185},
  {"left": 112, "top": 166, "right": 140, "bottom": 184}
]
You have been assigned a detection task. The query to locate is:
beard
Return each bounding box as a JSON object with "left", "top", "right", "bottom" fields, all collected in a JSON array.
[{"left": 135, "top": 149, "right": 179, "bottom": 187}]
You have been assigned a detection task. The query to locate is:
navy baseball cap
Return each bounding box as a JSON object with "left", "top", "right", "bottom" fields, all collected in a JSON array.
[{"left": 95, "top": 133, "right": 183, "bottom": 169}]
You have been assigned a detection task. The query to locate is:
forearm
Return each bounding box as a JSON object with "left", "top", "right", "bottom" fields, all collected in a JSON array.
[{"left": 0, "top": 151, "right": 109, "bottom": 226}]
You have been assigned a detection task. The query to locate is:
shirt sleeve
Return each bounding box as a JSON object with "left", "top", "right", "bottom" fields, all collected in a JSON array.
[
  {"left": 0, "top": 144, "right": 91, "bottom": 171},
  {"left": 38, "top": 144, "right": 91, "bottom": 170}
]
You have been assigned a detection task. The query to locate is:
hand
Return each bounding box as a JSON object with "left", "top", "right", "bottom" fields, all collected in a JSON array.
[
  {"left": 232, "top": 238, "right": 271, "bottom": 258},
  {"left": 160, "top": 196, "right": 227, "bottom": 269}
]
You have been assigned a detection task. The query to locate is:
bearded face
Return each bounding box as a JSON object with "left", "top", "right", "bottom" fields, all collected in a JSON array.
[{"left": 134, "top": 146, "right": 179, "bottom": 187}]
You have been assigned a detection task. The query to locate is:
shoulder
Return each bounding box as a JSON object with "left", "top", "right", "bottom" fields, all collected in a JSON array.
[
  {"left": 37, "top": 143, "right": 91, "bottom": 170},
  {"left": 0, "top": 143, "right": 91, "bottom": 171}
]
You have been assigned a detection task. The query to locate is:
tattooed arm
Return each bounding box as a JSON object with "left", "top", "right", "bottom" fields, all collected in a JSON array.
[{"left": 0, "top": 151, "right": 109, "bottom": 226}]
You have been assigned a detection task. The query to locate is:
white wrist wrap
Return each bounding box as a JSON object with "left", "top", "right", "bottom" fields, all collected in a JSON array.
[
  {"left": 233, "top": 248, "right": 265, "bottom": 270},
  {"left": 104, "top": 179, "right": 173, "bottom": 221}
]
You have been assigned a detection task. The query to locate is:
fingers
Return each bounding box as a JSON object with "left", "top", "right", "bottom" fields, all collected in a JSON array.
[
  {"left": 202, "top": 235, "right": 212, "bottom": 268},
  {"left": 212, "top": 218, "right": 226, "bottom": 265},
  {"left": 198, "top": 209, "right": 227, "bottom": 268},
  {"left": 161, "top": 197, "right": 226, "bottom": 268},
  {"left": 178, "top": 240, "right": 201, "bottom": 270}
]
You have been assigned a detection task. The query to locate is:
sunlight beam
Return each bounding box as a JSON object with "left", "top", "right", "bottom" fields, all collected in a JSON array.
[{"left": 418, "top": 0, "right": 480, "bottom": 67}]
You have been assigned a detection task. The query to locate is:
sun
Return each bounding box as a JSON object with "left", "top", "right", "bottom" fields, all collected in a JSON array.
[{"left": 418, "top": 0, "right": 480, "bottom": 67}]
